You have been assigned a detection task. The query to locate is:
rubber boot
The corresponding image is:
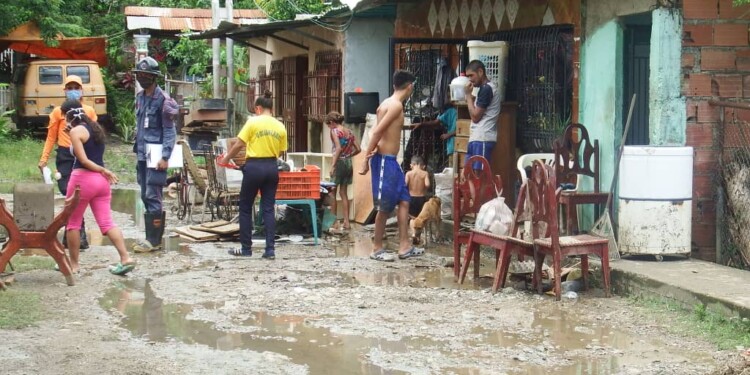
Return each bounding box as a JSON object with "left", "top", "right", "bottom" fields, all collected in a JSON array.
[
  {"left": 133, "top": 212, "right": 163, "bottom": 253},
  {"left": 79, "top": 219, "right": 89, "bottom": 251}
]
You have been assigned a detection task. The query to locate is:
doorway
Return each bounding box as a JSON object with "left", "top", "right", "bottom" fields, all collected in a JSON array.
[{"left": 623, "top": 14, "right": 652, "bottom": 145}]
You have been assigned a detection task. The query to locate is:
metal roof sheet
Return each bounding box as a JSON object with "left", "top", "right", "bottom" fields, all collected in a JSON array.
[{"left": 125, "top": 6, "right": 266, "bottom": 32}]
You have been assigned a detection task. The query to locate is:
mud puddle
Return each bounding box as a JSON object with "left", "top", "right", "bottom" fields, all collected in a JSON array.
[{"left": 100, "top": 278, "right": 711, "bottom": 375}]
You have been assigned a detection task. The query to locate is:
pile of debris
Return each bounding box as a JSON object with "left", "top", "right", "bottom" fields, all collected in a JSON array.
[{"left": 173, "top": 220, "right": 239, "bottom": 242}]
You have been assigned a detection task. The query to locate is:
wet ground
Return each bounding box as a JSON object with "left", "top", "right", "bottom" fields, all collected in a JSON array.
[{"left": 0, "top": 188, "right": 734, "bottom": 374}]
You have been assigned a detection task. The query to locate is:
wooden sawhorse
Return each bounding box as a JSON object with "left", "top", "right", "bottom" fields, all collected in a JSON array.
[{"left": 0, "top": 189, "right": 80, "bottom": 286}]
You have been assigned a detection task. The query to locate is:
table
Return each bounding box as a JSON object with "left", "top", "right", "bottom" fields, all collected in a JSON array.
[{"left": 276, "top": 199, "right": 319, "bottom": 245}]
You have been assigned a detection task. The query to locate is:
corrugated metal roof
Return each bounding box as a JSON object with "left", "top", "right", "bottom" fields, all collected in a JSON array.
[
  {"left": 124, "top": 6, "right": 265, "bottom": 19},
  {"left": 125, "top": 6, "right": 266, "bottom": 32}
]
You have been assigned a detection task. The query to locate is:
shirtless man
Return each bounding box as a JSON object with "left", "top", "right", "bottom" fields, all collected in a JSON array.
[
  {"left": 359, "top": 70, "right": 422, "bottom": 261},
  {"left": 405, "top": 155, "right": 430, "bottom": 218}
]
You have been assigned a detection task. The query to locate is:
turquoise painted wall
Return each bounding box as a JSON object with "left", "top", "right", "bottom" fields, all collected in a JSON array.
[
  {"left": 578, "top": 21, "right": 624, "bottom": 228},
  {"left": 649, "top": 8, "right": 686, "bottom": 145}
]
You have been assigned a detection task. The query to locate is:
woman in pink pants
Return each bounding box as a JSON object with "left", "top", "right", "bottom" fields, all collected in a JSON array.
[{"left": 63, "top": 100, "right": 136, "bottom": 275}]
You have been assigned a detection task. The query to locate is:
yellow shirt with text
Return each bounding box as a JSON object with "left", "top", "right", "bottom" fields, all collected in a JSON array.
[{"left": 238, "top": 115, "right": 288, "bottom": 158}]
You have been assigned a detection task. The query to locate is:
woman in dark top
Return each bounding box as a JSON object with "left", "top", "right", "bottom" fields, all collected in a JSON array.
[{"left": 63, "top": 100, "right": 136, "bottom": 275}]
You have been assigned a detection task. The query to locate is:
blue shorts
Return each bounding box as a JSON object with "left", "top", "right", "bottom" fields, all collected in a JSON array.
[
  {"left": 370, "top": 153, "right": 410, "bottom": 212},
  {"left": 466, "top": 141, "right": 496, "bottom": 170}
]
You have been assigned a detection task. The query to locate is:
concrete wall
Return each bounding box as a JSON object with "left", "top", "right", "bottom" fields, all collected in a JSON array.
[
  {"left": 650, "top": 8, "right": 686, "bottom": 145},
  {"left": 681, "top": 0, "right": 750, "bottom": 261},
  {"left": 343, "top": 18, "right": 394, "bottom": 109},
  {"left": 579, "top": 20, "right": 624, "bottom": 206},
  {"left": 584, "top": 0, "right": 655, "bottom": 33}
]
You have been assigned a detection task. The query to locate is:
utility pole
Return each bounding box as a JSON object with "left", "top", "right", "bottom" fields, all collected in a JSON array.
[
  {"left": 226, "top": 0, "right": 234, "bottom": 100},
  {"left": 211, "top": 0, "right": 221, "bottom": 98}
]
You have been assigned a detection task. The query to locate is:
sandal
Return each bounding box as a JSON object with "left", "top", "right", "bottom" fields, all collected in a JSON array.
[
  {"left": 398, "top": 247, "right": 425, "bottom": 260},
  {"left": 369, "top": 249, "right": 395, "bottom": 262},
  {"left": 228, "top": 248, "right": 252, "bottom": 257},
  {"left": 109, "top": 262, "right": 136, "bottom": 276}
]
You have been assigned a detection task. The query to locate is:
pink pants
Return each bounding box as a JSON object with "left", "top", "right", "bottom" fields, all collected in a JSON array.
[{"left": 66, "top": 169, "right": 116, "bottom": 234}]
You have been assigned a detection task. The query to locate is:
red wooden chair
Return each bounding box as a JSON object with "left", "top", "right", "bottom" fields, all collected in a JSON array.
[
  {"left": 528, "top": 160, "right": 611, "bottom": 301},
  {"left": 554, "top": 123, "right": 609, "bottom": 234},
  {"left": 459, "top": 181, "right": 535, "bottom": 293},
  {"left": 452, "top": 156, "right": 503, "bottom": 280}
]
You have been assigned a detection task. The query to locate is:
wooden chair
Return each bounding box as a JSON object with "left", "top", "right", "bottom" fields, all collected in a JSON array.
[
  {"left": 554, "top": 123, "right": 609, "bottom": 234},
  {"left": 452, "top": 156, "right": 503, "bottom": 280},
  {"left": 528, "top": 160, "right": 611, "bottom": 301},
  {"left": 459, "top": 181, "right": 535, "bottom": 293}
]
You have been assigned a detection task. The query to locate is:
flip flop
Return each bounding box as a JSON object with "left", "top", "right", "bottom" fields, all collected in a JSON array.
[
  {"left": 109, "top": 262, "right": 136, "bottom": 276},
  {"left": 398, "top": 247, "right": 425, "bottom": 260},
  {"left": 369, "top": 249, "right": 395, "bottom": 262}
]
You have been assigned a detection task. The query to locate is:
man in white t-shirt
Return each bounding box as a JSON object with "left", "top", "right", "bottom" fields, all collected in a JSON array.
[{"left": 463, "top": 59, "right": 501, "bottom": 170}]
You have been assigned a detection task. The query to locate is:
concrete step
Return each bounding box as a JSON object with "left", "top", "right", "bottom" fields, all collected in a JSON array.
[{"left": 611, "top": 257, "right": 750, "bottom": 319}]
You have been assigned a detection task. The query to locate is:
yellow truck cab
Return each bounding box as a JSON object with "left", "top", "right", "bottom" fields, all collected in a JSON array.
[{"left": 13, "top": 59, "right": 107, "bottom": 127}]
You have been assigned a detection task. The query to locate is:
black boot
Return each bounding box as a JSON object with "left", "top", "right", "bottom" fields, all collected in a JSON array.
[
  {"left": 133, "top": 212, "right": 163, "bottom": 253},
  {"left": 80, "top": 219, "right": 89, "bottom": 251}
]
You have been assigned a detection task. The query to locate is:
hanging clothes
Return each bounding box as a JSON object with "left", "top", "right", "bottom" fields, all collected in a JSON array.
[{"left": 432, "top": 57, "right": 456, "bottom": 111}]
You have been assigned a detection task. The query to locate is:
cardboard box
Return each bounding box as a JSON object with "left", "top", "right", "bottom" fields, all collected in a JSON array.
[
  {"left": 456, "top": 119, "right": 471, "bottom": 136},
  {"left": 455, "top": 136, "right": 469, "bottom": 153}
]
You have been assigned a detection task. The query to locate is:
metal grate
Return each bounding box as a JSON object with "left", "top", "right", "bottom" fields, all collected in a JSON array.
[
  {"left": 715, "top": 101, "right": 750, "bottom": 269},
  {"left": 483, "top": 25, "right": 574, "bottom": 153},
  {"left": 306, "top": 50, "right": 342, "bottom": 122},
  {"left": 390, "top": 39, "right": 467, "bottom": 174}
]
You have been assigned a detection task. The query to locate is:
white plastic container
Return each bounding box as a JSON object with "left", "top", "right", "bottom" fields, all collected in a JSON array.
[
  {"left": 618, "top": 146, "right": 693, "bottom": 258},
  {"left": 450, "top": 74, "right": 470, "bottom": 102},
  {"left": 467, "top": 40, "right": 509, "bottom": 101},
  {"left": 42, "top": 167, "right": 53, "bottom": 185}
]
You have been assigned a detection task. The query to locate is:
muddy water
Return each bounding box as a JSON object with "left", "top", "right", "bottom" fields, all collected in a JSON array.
[{"left": 100, "top": 277, "right": 709, "bottom": 375}]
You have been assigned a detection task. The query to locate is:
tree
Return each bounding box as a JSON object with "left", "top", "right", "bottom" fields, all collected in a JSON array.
[
  {"left": 735, "top": 0, "right": 750, "bottom": 5},
  {"left": 0, "top": 0, "right": 90, "bottom": 45},
  {"left": 255, "top": 0, "right": 336, "bottom": 20}
]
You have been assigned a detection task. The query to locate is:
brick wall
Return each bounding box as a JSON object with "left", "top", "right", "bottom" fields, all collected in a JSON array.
[{"left": 682, "top": 0, "right": 750, "bottom": 261}]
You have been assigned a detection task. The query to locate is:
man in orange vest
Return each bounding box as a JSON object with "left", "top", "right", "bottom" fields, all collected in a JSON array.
[{"left": 38, "top": 75, "right": 97, "bottom": 250}]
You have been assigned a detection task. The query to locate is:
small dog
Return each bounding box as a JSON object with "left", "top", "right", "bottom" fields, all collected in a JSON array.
[{"left": 410, "top": 197, "right": 441, "bottom": 246}]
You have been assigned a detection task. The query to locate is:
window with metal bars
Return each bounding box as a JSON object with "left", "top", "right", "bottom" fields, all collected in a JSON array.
[
  {"left": 482, "top": 25, "right": 574, "bottom": 154},
  {"left": 390, "top": 39, "right": 467, "bottom": 175},
  {"left": 306, "top": 50, "right": 342, "bottom": 123}
]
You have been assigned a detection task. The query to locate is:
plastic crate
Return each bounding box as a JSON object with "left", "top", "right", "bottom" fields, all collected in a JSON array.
[
  {"left": 276, "top": 168, "right": 320, "bottom": 199},
  {"left": 467, "top": 40, "right": 509, "bottom": 102}
]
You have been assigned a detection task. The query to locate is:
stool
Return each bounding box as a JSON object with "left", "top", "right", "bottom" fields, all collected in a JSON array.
[{"left": 275, "top": 199, "right": 318, "bottom": 245}]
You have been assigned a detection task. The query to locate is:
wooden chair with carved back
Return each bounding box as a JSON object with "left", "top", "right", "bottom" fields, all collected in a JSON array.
[
  {"left": 459, "top": 180, "right": 536, "bottom": 293},
  {"left": 452, "top": 156, "right": 503, "bottom": 280},
  {"left": 554, "top": 123, "right": 609, "bottom": 234},
  {"left": 527, "top": 160, "right": 611, "bottom": 301}
]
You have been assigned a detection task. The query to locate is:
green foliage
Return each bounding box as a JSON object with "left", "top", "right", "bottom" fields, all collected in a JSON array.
[
  {"left": 168, "top": 33, "right": 212, "bottom": 76},
  {"left": 256, "top": 0, "right": 333, "bottom": 20},
  {"left": 632, "top": 295, "right": 750, "bottom": 350},
  {"left": 10, "top": 256, "right": 56, "bottom": 272},
  {"left": 0, "top": 138, "right": 42, "bottom": 182},
  {"left": 0, "top": 109, "right": 15, "bottom": 141},
  {"left": 0, "top": 289, "right": 44, "bottom": 329},
  {"left": 0, "top": 0, "right": 90, "bottom": 45},
  {"left": 734, "top": 0, "right": 750, "bottom": 5}
]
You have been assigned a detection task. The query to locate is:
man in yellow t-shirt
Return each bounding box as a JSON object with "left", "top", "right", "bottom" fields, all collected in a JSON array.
[
  {"left": 38, "top": 75, "right": 97, "bottom": 249},
  {"left": 221, "top": 92, "right": 287, "bottom": 260}
]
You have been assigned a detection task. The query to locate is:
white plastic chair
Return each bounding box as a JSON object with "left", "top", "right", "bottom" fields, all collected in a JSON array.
[
  {"left": 516, "top": 153, "right": 583, "bottom": 237},
  {"left": 516, "top": 153, "right": 556, "bottom": 185}
]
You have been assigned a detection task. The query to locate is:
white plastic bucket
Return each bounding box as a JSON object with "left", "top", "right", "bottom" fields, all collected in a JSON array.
[{"left": 449, "top": 75, "right": 470, "bottom": 102}]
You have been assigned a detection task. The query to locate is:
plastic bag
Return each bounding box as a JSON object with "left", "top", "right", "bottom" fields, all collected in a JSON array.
[
  {"left": 475, "top": 196, "right": 513, "bottom": 236},
  {"left": 434, "top": 168, "right": 453, "bottom": 219}
]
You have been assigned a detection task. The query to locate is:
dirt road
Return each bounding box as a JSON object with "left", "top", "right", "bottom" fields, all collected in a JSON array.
[{"left": 0, "top": 190, "right": 733, "bottom": 374}]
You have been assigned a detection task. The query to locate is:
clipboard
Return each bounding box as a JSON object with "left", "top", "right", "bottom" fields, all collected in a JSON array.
[{"left": 146, "top": 143, "right": 183, "bottom": 168}]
